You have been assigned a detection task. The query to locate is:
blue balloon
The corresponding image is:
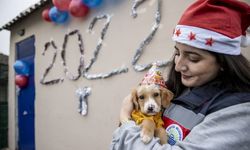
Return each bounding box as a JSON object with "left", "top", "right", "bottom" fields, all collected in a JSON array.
[
  {"left": 82, "top": 0, "right": 103, "bottom": 8},
  {"left": 49, "top": 6, "right": 69, "bottom": 24},
  {"left": 13, "top": 60, "right": 30, "bottom": 75}
]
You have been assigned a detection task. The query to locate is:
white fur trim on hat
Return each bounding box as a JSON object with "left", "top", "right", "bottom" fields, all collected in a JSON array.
[
  {"left": 172, "top": 25, "right": 241, "bottom": 55},
  {"left": 241, "top": 35, "right": 250, "bottom": 47}
]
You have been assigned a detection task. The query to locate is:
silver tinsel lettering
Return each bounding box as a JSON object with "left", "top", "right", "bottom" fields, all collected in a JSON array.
[
  {"left": 84, "top": 15, "right": 111, "bottom": 72},
  {"left": 76, "top": 87, "right": 91, "bottom": 116},
  {"left": 131, "top": 0, "right": 147, "bottom": 18},
  {"left": 83, "top": 14, "right": 129, "bottom": 79},
  {"left": 134, "top": 61, "right": 171, "bottom": 72},
  {"left": 40, "top": 40, "right": 64, "bottom": 85},
  {"left": 40, "top": 14, "right": 130, "bottom": 116},
  {"left": 41, "top": 14, "right": 129, "bottom": 84},
  {"left": 131, "top": 0, "right": 170, "bottom": 71},
  {"left": 61, "top": 29, "right": 84, "bottom": 81},
  {"left": 83, "top": 67, "right": 128, "bottom": 80}
]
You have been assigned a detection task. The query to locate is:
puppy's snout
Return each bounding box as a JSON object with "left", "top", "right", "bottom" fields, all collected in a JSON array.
[{"left": 147, "top": 105, "right": 155, "bottom": 112}]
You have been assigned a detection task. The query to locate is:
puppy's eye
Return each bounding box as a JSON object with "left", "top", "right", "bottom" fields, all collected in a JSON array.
[
  {"left": 153, "top": 93, "right": 159, "bottom": 97},
  {"left": 139, "top": 95, "right": 144, "bottom": 100}
]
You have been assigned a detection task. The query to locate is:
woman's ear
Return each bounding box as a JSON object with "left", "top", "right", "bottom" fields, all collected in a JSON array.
[
  {"left": 131, "top": 88, "right": 139, "bottom": 110},
  {"left": 160, "top": 88, "right": 174, "bottom": 108}
]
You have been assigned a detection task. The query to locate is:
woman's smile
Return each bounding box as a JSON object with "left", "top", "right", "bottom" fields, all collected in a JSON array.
[{"left": 182, "top": 74, "right": 192, "bottom": 80}]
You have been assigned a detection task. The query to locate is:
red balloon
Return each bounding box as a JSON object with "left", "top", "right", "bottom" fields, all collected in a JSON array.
[
  {"left": 42, "top": 8, "right": 51, "bottom": 22},
  {"left": 15, "top": 75, "right": 28, "bottom": 88},
  {"left": 69, "top": 0, "right": 89, "bottom": 17},
  {"left": 52, "top": 0, "right": 72, "bottom": 11}
]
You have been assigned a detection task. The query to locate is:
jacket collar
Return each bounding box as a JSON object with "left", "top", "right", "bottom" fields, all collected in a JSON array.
[{"left": 173, "top": 80, "right": 224, "bottom": 109}]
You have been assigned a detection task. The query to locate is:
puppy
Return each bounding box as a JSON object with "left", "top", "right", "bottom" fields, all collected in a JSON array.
[{"left": 131, "top": 84, "right": 173, "bottom": 145}]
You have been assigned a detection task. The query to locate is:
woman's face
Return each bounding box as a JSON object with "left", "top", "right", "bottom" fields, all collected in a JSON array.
[{"left": 174, "top": 43, "right": 220, "bottom": 87}]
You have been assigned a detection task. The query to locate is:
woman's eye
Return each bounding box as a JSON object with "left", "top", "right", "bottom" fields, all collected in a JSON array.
[
  {"left": 139, "top": 95, "right": 144, "bottom": 100},
  {"left": 153, "top": 93, "right": 159, "bottom": 97},
  {"left": 188, "top": 55, "right": 200, "bottom": 62}
]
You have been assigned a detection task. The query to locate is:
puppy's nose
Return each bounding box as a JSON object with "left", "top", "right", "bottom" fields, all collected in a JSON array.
[{"left": 147, "top": 105, "right": 155, "bottom": 112}]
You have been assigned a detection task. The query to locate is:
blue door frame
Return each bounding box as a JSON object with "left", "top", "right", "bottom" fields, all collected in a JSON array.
[{"left": 16, "top": 36, "right": 35, "bottom": 150}]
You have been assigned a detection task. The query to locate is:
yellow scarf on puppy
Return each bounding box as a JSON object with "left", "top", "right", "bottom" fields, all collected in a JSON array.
[{"left": 131, "top": 110, "right": 164, "bottom": 128}]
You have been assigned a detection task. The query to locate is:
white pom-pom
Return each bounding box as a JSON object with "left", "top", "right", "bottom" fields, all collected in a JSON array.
[{"left": 241, "top": 35, "right": 250, "bottom": 47}]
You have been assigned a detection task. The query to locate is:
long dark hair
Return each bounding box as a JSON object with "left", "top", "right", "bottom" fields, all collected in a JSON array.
[{"left": 166, "top": 52, "right": 250, "bottom": 97}]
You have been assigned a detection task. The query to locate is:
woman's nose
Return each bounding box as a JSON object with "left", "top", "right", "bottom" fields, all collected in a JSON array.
[{"left": 175, "top": 56, "right": 188, "bottom": 72}]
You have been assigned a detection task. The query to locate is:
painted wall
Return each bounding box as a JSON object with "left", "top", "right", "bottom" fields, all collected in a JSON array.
[{"left": 7, "top": 0, "right": 250, "bottom": 150}]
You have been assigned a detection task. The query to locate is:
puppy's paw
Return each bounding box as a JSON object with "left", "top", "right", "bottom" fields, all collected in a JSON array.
[
  {"left": 140, "top": 130, "right": 153, "bottom": 144},
  {"left": 155, "top": 127, "right": 168, "bottom": 145}
]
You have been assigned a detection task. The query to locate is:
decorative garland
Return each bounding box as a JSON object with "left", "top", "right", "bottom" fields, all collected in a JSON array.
[
  {"left": 41, "top": 14, "right": 129, "bottom": 116},
  {"left": 131, "top": 0, "right": 170, "bottom": 72},
  {"left": 40, "top": 40, "right": 64, "bottom": 85},
  {"left": 61, "top": 29, "right": 84, "bottom": 81},
  {"left": 131, "top": 0, "right": 147, "bottom": 18},
  {"left": 83, "top": 67, "right": 128, "bottom": 80},
  {"left": 84, "top": 14, "right": 112, "bottom": 72},
  {"left": 83, "top": 14, "right": 129, "bottom": 80},
  {"left": 76, "top": 87, "right": 91, "bottom": 116}
]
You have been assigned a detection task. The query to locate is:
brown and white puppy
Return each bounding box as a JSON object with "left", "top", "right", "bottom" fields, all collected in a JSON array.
[{"left": 131, "top": 84, "right": 173, "bottom": 144}]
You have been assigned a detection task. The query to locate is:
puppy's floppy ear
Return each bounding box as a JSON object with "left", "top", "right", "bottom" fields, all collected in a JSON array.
[
  {"left": 160, "top": 88, "right": 174, "bottom": 108},
  {"left": 131, "top": 88, "right": 139, "bottom": 110}
]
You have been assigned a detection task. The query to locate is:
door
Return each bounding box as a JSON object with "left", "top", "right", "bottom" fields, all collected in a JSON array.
[{"left": 16, "top": 36, "right": 35, "bottom": 150}]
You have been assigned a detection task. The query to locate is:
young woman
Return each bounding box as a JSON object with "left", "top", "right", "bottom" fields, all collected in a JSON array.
[{"left": 110, "top": 0, "right": 250, "bottom": 149}]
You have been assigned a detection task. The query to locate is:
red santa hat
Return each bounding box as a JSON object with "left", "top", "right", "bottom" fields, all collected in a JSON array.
[
  {"left": 140, "top": 64, "right": 167, "bottom": 88},
  {"left": 172, "top": 0, "right": 250, "bottom": 55}
]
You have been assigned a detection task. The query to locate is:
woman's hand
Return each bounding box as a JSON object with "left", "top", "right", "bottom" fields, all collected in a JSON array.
[{"left": 120, "top": 94, "right": 134, "bottom": 124}]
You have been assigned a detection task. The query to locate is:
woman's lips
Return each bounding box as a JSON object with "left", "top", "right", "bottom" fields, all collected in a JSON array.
[{"left": 182, "top": 74, "right": 192, "bottom": 80}]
